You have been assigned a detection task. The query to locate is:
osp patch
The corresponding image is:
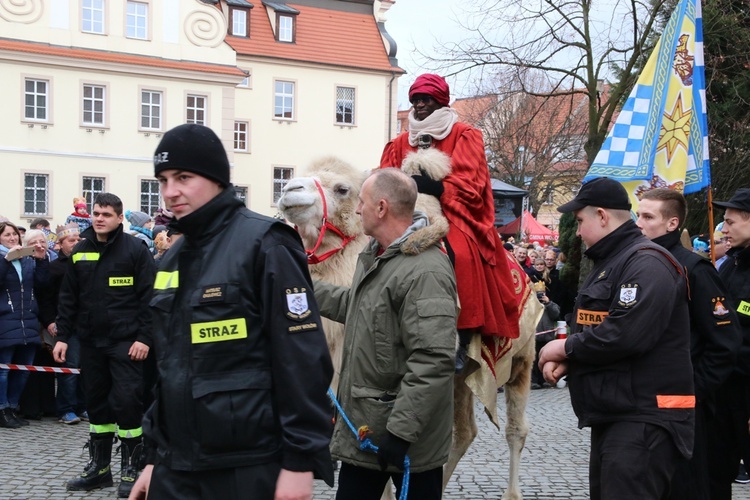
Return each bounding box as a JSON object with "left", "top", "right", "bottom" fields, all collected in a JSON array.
[
  {"left": 286, "top": 287, "right": 312, "bottom": 320},
  {"left": 618, "top": 283, "right": 639, "bottom": 307}
]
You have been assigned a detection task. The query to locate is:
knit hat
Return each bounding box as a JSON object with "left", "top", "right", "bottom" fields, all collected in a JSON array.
[
  {"left": 56, "top": 223, "right": 80, "bottom": 241},
  {"left": 125, "top": 210, "right": 151, "bottom": 228},
  {"left": 409, "top": 74, "right": 451, "bottom": 107},
  {"left": 73, "top": 196, "right": 87, "bottom": 209},
  {"left": 153, "top": 124, "right": 230, "bottom": 187}
]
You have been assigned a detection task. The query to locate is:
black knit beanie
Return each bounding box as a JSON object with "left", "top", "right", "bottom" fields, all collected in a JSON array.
[{"left": 153, "top": 124, "right": 230, "bottom": 187}]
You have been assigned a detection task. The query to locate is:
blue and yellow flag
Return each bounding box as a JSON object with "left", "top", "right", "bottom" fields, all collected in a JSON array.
[{"left": 583, "top": 0, "right": 709, "bottom": 209}]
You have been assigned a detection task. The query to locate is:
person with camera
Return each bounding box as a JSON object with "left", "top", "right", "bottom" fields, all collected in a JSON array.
[{"left": 528, "top": 258, "right": 560, "bottom": 389}]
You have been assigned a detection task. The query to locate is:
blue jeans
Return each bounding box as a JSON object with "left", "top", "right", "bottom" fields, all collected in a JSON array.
[
  {"left": 56, "top": 336, "right": 84, "bottom": 416},
  {"left": 0, "top": 344, "right": 38, "bottom": 410}
]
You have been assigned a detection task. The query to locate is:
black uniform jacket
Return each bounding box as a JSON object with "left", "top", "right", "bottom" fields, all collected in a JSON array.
[
  {"left": 143, "top": 188, "right": 334, "bottom": 484},
  {"left": 653, "top": 230, "right": 741, "bottom": 402},
  {"left": 565, "top": 221, "right": 695, "bottom": 457},
  {"left": 718, "top": 245, "right": 750, "bottom": 376},
  {"left": 56, "top": 224, "right": 155, "bottom": 346}
]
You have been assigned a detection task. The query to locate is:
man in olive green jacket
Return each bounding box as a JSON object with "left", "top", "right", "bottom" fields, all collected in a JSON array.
[{"left": 315, "top": 169, "right": 458, "bottom": 500}]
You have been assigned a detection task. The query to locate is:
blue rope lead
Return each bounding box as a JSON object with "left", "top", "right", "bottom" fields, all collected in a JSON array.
[{"left": 327, "top": 388, "right": 411, "bottom": 500}]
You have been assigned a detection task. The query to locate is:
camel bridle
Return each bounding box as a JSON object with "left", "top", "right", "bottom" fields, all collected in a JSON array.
[{"left": 303, "top": 179, "right": 357, "bottom": 265}]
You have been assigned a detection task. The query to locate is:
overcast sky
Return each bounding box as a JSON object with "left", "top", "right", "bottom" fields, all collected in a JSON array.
[{"left": 383, "top": 0, "right": 469, "bottom": 110}]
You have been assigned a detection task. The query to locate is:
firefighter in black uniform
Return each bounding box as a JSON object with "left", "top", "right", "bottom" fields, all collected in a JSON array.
[
  {"left": 53, "top": 193, "right": 156, "bottom": 497},
  {"left": 708, "top": 188, "right": 750, "bottom": 499},
  {"left": 129, "top": 124, "right": 334, "bottom": 500},
  {"left": 636, "top": 188, "right": 741, "bottom": 500},
  {"left": 539, "top": 178, "right": 694, "bottom": 500}
]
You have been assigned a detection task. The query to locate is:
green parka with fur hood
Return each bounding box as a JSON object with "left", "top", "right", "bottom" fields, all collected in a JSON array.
[{"left": 314, "top": 212, "right": 458, "bottom": 473}]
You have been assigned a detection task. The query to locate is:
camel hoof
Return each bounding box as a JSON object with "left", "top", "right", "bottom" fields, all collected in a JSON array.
[{"left": 501, "top": 491, "right": 522, "bottom": 500}]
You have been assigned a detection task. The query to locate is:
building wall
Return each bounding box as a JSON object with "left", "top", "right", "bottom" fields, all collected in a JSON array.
[
  {"left": 0, "top": 1, "right": 400, "bottom": 225},
  {"left": 232, "top": 59, "right": 395, "bottom": 212}
]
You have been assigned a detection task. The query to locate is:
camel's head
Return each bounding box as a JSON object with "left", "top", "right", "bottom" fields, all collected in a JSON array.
[{"left": 277, "top": 156, "right": 367, "bottom": 245}]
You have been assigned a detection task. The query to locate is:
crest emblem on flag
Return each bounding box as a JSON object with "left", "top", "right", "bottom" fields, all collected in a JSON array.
[{"left": 583, "top": 0, "right": 709, "bottom": 210}]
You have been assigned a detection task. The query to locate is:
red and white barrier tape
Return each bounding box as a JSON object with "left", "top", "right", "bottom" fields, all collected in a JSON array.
[{"left": 0, "top": 363, "right": 80, "bottom": 374}]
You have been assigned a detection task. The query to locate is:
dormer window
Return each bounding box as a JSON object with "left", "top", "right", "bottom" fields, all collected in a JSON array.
[
  {"left": 263, "top": 1, "right": 299, "bottom": 43},
  {"left": 278, "top": 14, "right": 294, "bottom": 42},
  {"left": 227, "top": 0, "right": 253, "bottom": 37}
]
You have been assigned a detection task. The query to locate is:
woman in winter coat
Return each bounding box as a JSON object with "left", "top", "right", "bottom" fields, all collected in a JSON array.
[{"left": 0, "top": 221, "right": 48, "bottom": 428}]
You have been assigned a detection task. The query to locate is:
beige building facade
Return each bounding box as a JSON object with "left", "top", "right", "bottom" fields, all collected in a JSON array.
[{"left": 0, "top": 0, "right": 402, "bottom": 226}]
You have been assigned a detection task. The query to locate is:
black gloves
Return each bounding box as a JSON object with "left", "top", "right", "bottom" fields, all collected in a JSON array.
[
  {"left": 411, "top": 168, "right": 444, "bottom": 198},
  {"left": 376, "top": 432, "right": 410, "bottom": 471}
]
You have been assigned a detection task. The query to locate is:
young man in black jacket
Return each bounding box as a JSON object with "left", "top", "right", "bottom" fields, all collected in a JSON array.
[
  {"left": 539, "top": 178, "right": 694, "bottom": 500},
  {"left": 130, "top": 124, "right": 334, "bottom": 500},
  {"left": 637, "top": 188, "right": 741, "bottom": 500},
  {"left": 709, "top": 188, "right": 750, "bottom": 498},
  {"left": 53, "top": 193, "right": 156, "bottom": 497}
]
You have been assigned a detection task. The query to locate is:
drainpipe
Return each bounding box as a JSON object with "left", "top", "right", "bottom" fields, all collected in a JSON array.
[{"left": 388, "top": 71, "right": 396, "bottom": 139}]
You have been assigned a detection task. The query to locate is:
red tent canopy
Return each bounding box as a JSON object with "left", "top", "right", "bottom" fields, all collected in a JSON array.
[{"left": 497, "top": 210, "right": 558, "bottom": 242}]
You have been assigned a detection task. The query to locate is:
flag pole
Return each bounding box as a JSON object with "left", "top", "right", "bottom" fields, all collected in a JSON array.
[{"left": 708, "top": 187, "right": 716, "bottom": 266}]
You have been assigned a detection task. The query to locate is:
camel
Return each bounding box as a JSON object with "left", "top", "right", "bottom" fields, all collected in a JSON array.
[
  {"left": 278, "top": 155, "right": 541, "bottom": 500},
  {"left": 276, "top": 156, "right": 368, "bottom": 393}
]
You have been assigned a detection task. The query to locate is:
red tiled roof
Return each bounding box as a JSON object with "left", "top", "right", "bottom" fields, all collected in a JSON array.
[
  {"left": 0, "top": 38, "right": 246, "bottom": 77},
  {"left": 452, "top": 95, "right": 498, "bottom": 127},
  {"left": 226, "top": 3, "right": 401, "bottom": 73}
]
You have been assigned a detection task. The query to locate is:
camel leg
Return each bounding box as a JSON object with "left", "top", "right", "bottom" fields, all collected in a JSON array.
[
  {"left": 500, "top": 338, "right": 534, "bottom": 500},
  {"left": 443, "top": 371, "right": 478, "bottom": 491}
]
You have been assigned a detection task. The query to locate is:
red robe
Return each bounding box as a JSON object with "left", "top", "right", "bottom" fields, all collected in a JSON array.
[{"left": 380, "top": 122, "right": 525, "bottom": 338}]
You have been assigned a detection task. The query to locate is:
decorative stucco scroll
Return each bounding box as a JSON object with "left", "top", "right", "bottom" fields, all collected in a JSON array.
[
  {"left": 0, "top": 0, "right": 43, "bottom": 24},
  {"left": 184, "top": 2, "right": 225, "bottom": 48}
]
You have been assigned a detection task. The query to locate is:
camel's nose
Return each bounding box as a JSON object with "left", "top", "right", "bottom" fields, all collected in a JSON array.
[{"left": 282, "top": 179, "right": 306, "bottom": 194}]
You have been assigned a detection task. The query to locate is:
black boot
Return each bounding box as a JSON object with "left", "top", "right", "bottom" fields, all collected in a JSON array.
[
  {"left": 66, "top": 433, "right": 114, "bottom": 491},
  {"left": 116, "top": 436, "right": 143, "bottom": 498},
  {"left": 0, "top": 408, "right": 21, "bottom": 429},
  {"left": 11, "top": 408, "right": 29, "bottom": 426}
]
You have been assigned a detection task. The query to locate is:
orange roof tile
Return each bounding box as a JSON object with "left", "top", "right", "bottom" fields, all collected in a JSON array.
[
  {"left": 0, "top": 38, "right": 246, "bottom": 77},
  {"left": 225, "top": 3, "right": 402, "bottom": 73}
]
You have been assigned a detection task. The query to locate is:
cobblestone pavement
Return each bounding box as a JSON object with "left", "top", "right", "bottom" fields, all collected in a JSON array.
[{"left": 2, "top": 385, "right": 749, "bottom": 499}]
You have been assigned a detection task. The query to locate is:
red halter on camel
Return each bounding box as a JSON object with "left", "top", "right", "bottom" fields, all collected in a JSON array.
[{"left": 303, "top": 179, "right": 357, "bottom": 265}]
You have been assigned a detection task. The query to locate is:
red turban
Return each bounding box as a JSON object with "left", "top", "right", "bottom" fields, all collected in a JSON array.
[{"left": 409, "top": 74, "right": 450, "bottom": 106}]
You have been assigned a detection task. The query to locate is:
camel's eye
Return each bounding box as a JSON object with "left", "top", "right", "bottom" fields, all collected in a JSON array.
[{"left": 334, "top": 185, "right": 350, "bottom": 197}]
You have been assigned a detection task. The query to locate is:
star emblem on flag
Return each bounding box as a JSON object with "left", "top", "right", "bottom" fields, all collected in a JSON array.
[{"left": 657, "top": 93, "right": 692, "bottom": 163}]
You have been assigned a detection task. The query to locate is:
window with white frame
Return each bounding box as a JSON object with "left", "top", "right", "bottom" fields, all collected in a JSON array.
[
  {"left": 234, "top": 186, "right": 248, "bottom": 206},
  {"left": 186, "top": 94, "right": 206, "bottom": 125},
  {"left": 278, "top": 14, "right": 294, "bottom": 42},
  {"left": 82, "top": 84, "right": 105, "bottom": 126},
  {"left": 273, "top": 167, "right": 293, "bottom": 203},
  {"left": 82, "top": 0, "right": 105, "bottom": 34},
  {"left": 335, "top": 86, "right": 355, "bottom": 125},
  {"left": 24, "top": 79, "right": 48, "bottom": 121},
  {"left": 234, "top": 121, "right": 249, "bottom": 152},
  {"left": 230, "top": 8, "right": 248, "bottom": 36},
  {"left": 126, "top": 1, "right": 148, "bottom": 39},
  {"left": 82, "top": 176, "right": 105, "bottom": 209},
  {"left": 24, "top": 173, "right": 49, "bottom": 216},
  {"left": 140, "top": 180, "right": 161, "bottom": 215},
  {"left": 141, "top": 90, "right": 162, "bottom": 130},
  {"left": 274, "top": 81, "right": 294, "bottom": 119},
  {"left": 238, "top": 75, "right": 250, "bottom": 88}
]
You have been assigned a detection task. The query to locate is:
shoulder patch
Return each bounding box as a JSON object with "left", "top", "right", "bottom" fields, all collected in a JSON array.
[
  {"left": 712, "top": 296, "right": 730, "bottom": 318},
  {"left": 618, "top": 283, "right": 639, "bottom": 307},
  {"left": 286, "top": 287, "right": 312, "bottom": 320}
]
